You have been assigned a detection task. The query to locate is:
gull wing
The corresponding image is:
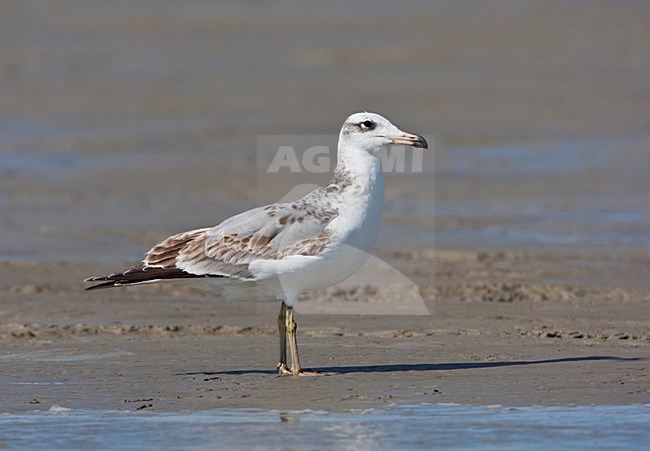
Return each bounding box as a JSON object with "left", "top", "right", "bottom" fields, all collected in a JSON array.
[
  {"left": 85, "top": 198, "right": 337, "bottom": 289},
  {"left": 173, "top": 200, "right": 337, "bottom": 276}
]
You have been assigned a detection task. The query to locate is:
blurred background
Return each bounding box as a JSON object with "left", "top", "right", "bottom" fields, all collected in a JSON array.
[
  {"left": 1, "top": 1, "right": 650, "bottom": 422},
  {"left": 1, "top": 0, "right": 649, "bottom": 261}
]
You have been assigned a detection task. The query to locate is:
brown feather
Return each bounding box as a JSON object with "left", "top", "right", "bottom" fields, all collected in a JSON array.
[{"left": 84, "top": 265, "right": 221, "bottom": 290}]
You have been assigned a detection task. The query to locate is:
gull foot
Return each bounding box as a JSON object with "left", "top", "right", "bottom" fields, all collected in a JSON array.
[
  {"left": 277, "top": 363, "right": 327, "bottom": 376},
  {"left": 293, "top": 370, "right": 325, "bottom": 377},
  {"left": 277, "top": 363, "right": 293, "bottom": 375}
]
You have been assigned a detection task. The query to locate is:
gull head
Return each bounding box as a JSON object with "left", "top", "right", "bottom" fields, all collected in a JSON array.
[{"left": 339, "top": 112, "right": 428, "bottom": 156}]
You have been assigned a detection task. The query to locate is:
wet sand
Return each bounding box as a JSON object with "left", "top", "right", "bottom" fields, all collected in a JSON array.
[
  {"left": 2, "top": 250, "right": 649, "bottom": 412},
  {"left": 1, "top": 1, "right": 650, "bottom": 413}
]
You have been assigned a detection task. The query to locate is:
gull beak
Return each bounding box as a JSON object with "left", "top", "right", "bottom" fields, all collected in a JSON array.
[{"left": 385, "top": 132, "right": 429, "bottom": 149}]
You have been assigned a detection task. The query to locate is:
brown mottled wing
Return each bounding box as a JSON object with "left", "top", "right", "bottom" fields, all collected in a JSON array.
[
  {"left": 144, "top": 227, "right": 254, "bottom": 278},
  {"left": 85, "top": 201, "right": 337, "bottom": 289},
  {"left": 173, "top": 202, "right": 337, "bottom": 276}
]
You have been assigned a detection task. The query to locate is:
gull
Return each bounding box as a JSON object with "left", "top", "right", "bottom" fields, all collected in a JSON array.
[{"left": 85, "top": 112, "right": 428, "bottom": 375}]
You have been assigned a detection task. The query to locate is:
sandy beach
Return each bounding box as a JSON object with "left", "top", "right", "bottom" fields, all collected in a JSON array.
[{"left": 1, "top": 0, "right": 649, "bottom": 417}]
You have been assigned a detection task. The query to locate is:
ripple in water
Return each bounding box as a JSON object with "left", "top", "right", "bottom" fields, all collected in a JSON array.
[{"left": 1, "top": 404, "right": 648, "bottom": 450}]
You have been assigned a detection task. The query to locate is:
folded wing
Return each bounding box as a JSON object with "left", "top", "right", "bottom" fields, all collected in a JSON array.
[{"left": 85, "top": 200, "right": 337, "bottom": 290}]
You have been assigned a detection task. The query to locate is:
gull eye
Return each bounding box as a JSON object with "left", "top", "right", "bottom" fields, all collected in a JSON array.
[{"left": 359, "top": 120, "right": 375, "bottom": 131}]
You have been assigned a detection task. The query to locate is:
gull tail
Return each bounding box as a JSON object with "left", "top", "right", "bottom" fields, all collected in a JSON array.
[{"left": 84, "top": 265, "right": 221, "bottom": 290}]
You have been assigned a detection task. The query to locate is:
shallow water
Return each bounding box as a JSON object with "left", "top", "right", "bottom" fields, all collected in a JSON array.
[
  {"left": 430, "top": 135, "right": 650, "bottom": 253},
  {"left": 1, "top": 405, "right": 648, "bottom": 450},
  {"left": 2, "top": 134, "right": 649, "bottom": 261}
]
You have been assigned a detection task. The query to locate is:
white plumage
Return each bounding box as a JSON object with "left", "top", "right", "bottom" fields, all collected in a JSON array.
[{"left": 86, "top": 112, "right": 428, "bottom": 375}]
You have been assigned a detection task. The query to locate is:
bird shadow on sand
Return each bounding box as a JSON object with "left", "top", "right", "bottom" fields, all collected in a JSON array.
[{"left": 179, "top": 355, "right": 640, "bottom": 376}]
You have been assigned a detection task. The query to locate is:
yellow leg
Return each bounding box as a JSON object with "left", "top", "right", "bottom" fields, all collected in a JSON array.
[
  {"left": 286, "top": 306, "right": 301, "bottom": 374},
  {"left": 277, "top": 302, "right": 291, "bottom": 375},
  {"left": 284, "top": 307, "right": 321, "bottom": 376},
  {"left": 275, "top": 305, "right": 321, "bottom": 376}
]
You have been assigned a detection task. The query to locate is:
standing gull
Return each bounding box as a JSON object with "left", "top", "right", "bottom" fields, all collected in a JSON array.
[{"left": 85, "top": 112, "right": 428, "bottom": 375}]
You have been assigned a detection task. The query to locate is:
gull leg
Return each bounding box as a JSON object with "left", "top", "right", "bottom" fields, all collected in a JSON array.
[
  {"left": 286, "top": 306, "right": 300, "bottom": 374},
  {"left": 277, "top": 302, "right": 291, "bottom": 375},
  {"left": 285, "top": 306, "right": 320, "bottom": 376}
]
